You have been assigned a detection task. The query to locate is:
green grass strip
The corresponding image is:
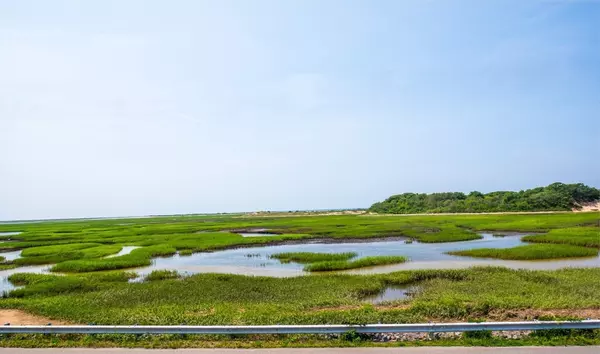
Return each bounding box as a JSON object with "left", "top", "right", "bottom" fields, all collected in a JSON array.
[
  {"left": 447, "top": 244, "right": 598, "bottom": 260},
  {"left": 271, "top": 252, "right": 357, "bottom": 264},
  {"left": 50, "top": 245, "right": 176, "bottom": 273},
  {"left": 522, "top": 227, "right": 600, "bottom": 248},
  {"left": 304, "top": 256, "right": 408, "bottom": 272}
]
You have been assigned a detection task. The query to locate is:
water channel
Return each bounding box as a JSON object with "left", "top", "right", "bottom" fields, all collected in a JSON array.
[{"left": 1, "top": 233, "right": 599, "bottom": 293}]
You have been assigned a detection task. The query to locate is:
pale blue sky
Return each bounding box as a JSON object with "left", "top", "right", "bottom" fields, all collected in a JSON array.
[{"left": 1, "top": 0, "right": 599, "bottom": 220}]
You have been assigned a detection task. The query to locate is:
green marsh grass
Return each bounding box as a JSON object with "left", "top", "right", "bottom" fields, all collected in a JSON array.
[
  {"left": 0, "top": 212, "right": 599, "bottom": 344},
  {"left": 50, "top": 245, "right": 176, "bottom": 272},
  {"left": 522, "top": 227, "right": 600, "bottom": 248},
  {"left": 14, "top": 244, "right": 123, "bottom": 266},
  {"left": 271, "top": 252, "right": 357, "bottom": 264},
  {"left": 6, "top": 271, "right": 136, "bottom": 298},
  {"left": 1, "top": 213, "right": 598, "bottom": 257},
  {"left": 304, "top": 256, "right": 408, "bottom": 272},
  {"left": 144, "top": 270, "right": 180, "bottom": 281},
  {"left": 0, "top": 332, "right": 600, "bottom": 349},
  {"left": 20, "top": 243, "right": 101, "bottom": 257},
  {"left": 447, "top": 244, "right": 598, "bottom": 260},
  {"left": 2, "top": 268, "right": 600, "bottom": 326},
  {"left": 0, "top": 212, "right": 597, "bottom": 277}
]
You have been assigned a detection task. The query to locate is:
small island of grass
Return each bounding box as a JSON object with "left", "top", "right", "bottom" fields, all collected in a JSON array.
[
  {"left": 270, "top": 252, "right": 357, "bottom": 264},
  {"left": 304, "top": 255, "right": 408, "bottom": 272},
  {"left": 447, "top": 244, "right": 598, "bottom": 260},
  {"left": 270, "top": 252, "right": 408, "bottom": 271}
]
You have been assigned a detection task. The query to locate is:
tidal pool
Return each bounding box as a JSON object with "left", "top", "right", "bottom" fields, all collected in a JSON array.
[
  {"left": 0, "top": 265, "right": 50, "bottom": 294},
  {"left": 239, "top": 233, "right": 279, "bottom": 237},
  {"left": 131, "top": 233, "right": 600, "bottom": 278},
  {"left": 105, "top": 246, "right": 140, "bottom": 258},
  {"left": 364, "top": 286, "right": 419, "bottom": 304},
  {"left": 0, "top": 248, "right": 51, "bottom": 294},
  {"left": 0, "top": 250, "right": 22, "bottom": 262},
  {"left": 0, "top": 232, "right": 22, "bottom": 237}
]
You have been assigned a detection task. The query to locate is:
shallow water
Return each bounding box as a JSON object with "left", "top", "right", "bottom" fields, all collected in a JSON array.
[
  {"left": 0, "top": 250, "right": 22, "bottom": 262},
  {"left": 0, "top": 265, "right": 50, "bottom": 294},
  {"left": 0, "top": 246, "right": 141, "bottom": 294},
  {"left": 105, "top": 246, "right": 139, "bottom": 258},
  {"left": 0, "top": 247, "right": 51, "bottom": 294},
  {"left": 0, "top": 232, "right": 22, "bottom": 237},
  {"left": 364, "top": 286, "right": 418, "bottom": 303},
  {"left": 130, "top": 233, "right": 600, "bottom": 278},
  {"left": 239, "top": 233, "right": 279, "bottom": 237}
]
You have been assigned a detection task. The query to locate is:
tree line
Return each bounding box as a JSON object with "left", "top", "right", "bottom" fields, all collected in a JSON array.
[{"left": 368, "top": 182, "right": 600, "bottom": 214}]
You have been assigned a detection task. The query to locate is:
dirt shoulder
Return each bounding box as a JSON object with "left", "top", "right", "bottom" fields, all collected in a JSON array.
[{"left": 0, "top": 309, "right": 70, "bottom": 325}]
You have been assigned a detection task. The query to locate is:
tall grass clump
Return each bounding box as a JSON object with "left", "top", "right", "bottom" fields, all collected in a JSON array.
[
  {"left": 304, "top": 256, "right": 408, "bottom": 272},
  {"left": 447, "top": 244, "right": 598, "bottom": 260},
  {"left": 270, "top": 252, "right": 357, "bottom": 264},
  {"left": 144, "top": 270, "right": 180, "bottom": 281}
]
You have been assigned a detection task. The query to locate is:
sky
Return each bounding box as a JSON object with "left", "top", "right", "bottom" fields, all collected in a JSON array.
[{"left": 1, "top": 0, "right": 599, "bottom": 220}]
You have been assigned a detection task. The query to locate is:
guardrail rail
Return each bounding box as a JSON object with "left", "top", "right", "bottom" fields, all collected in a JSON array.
[{"left": 1, "top": 320, "right": 599, "bottom": 334}]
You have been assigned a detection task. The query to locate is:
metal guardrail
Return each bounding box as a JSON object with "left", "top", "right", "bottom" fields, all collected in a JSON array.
[{"left": 0, "top": 321, "right": 599, "bottom": 334}]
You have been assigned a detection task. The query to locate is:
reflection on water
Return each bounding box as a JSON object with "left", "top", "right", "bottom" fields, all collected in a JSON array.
[{"left": 130, "top": 233, "right": 600, "bottom": 277}]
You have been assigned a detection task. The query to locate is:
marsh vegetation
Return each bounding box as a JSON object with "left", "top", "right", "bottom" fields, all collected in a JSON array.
[
  {"left": 0, "top": 211, "right": 597, "bottom": 332},
  {"left": 447, "top": 244, "right": 598, "bottom": 260}
]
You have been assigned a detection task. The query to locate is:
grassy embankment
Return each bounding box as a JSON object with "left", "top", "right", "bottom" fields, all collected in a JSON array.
[
  {"left": 1, "top": 331, "right": 599, "bottom": 348},
  {"left": 2, "top": 267, "right": 600, "bottom": 325}
]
